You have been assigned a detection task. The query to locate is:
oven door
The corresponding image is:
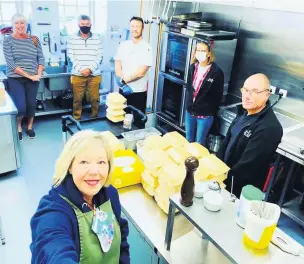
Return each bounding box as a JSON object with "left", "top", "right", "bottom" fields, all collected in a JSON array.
[
  {"left": 155, "top": 73, "right": 186, "bottom": 126},
  {"left": 160, "top": 32, "right": 192, "bottom": 82}
]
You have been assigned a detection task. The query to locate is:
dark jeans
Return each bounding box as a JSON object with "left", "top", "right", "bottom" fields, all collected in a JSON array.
[
  {"left": 119, "top": 88, "right": 147, "bottom": 129},
  {"left": 7, "top": 77, "right": 39, "bottom": 117},
  {"left": 185, "top": 111, "right": 214, "bottom": 147}
]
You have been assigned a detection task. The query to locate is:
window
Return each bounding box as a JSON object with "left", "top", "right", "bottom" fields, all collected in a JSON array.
[
  {"left": 0, "top": 0, "right": 17, "bottom": 26},
  {"left": 58, "top": 0, "right": 92, "bottom": 36}
]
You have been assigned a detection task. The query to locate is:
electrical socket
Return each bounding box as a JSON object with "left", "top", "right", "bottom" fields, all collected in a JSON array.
[
  {"left": 270, "top": 85, "right": 276, "bottom": 94},
  {"left": 279, "top": 89, "right": 288, "bottom": 98}
]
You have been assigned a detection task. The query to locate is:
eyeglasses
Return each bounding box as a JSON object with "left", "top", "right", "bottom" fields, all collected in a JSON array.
[{"left": 240, "top": 87, "right": 270, "bottom": 96}]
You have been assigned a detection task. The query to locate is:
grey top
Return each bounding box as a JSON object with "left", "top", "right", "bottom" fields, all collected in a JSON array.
[
  {"left": 0, "top": 90, "right": 17, "bottom": 116},
  {"left": 3, "top": 35, "right": 45, "bottom": 78}
]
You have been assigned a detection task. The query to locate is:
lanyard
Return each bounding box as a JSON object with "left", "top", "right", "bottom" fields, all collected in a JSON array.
[{"left": 192, "top": 63, "right": 211, "bottom": 100}]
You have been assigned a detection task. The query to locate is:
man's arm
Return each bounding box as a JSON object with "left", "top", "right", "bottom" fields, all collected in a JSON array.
[
  {"left": 115, "top": 60, "right": 123, "bottom": 79},
  {"left": 123, "top": 44, "right": 152, "bottom": 83},
  {"left": 123, "top": 65, "right": 150, "bottom": 83}
]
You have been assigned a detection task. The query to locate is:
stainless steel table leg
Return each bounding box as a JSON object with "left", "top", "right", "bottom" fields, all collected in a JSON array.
[
  {"left": 0, "top": 216, "right": 5, "bottom": 245},
  {"left": 278, "top": 161, "right": 297, "bottom": 207},
  {"left": 165, "top": 202, "right": 176, "bottom": 250},
  {"left": 62, "top": 131, "right": 68, "bottom": 145},
  {"left": 265, "top": 154, "right": 281, "bottom": 201},
  {"left": 110, "top": 72, "right": 114, "bottom": 93}
]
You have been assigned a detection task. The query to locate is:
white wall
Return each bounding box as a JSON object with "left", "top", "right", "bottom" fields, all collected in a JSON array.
[{"left": 103, "top": 0, "right": 140, "bottom": 64}]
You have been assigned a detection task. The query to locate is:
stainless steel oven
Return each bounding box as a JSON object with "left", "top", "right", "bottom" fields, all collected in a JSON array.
[
  {"left": 155, "top": 73, "right": 186, "bottom": 128},
  {"left": 156, "top": 30, "right": 237, "bottom": 133},
  {"left": 160, "top": 32, "right": 192, "bottom": 82}
]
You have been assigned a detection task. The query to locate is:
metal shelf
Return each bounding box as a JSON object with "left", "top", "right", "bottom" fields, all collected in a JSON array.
[
  {"left": 35, "top": 99, "right": 72, "bottom": 116},
  {"left": 282, "top": 195, "right": 304, "bottom": 227},
  {"left": 35, "top": 99, "right": 106, "bottom": 117}
]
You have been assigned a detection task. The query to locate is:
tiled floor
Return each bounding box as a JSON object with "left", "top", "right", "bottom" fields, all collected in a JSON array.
[{"left": 0, "top": 113, "right": 303, "bottom": 264}]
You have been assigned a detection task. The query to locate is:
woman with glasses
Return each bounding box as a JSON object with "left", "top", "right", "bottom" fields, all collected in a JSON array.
[
  {"left": 185, "top": 39, "right": 224, "bottom": 146},
  {"left": 30, "top": 130, "right": 130, "bottom": 264}
]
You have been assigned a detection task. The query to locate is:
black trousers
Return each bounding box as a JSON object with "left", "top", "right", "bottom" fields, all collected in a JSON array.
[
  {"left": 119, "top": 89, "right": 147, "bottom": 129},
  {"left": 7, "top": 77, "right": 39, "bottom": 117}
]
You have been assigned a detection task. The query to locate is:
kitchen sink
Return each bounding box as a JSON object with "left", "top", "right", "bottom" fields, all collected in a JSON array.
[
  {"left": 44, "top": 66, "right": 71, "bottom": 91},
  {"left": 44, "top": 66, "right": 69, "bottom": 75}
]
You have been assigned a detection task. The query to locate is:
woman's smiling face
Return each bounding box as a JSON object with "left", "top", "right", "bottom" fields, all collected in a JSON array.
[{"left": 69, "top": 139, "right": 109, "bottom": 204}]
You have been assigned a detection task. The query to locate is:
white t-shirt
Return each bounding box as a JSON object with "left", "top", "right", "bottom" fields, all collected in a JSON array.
[{"left": 115, "top": 39, "right": 152, "bottom": 93}]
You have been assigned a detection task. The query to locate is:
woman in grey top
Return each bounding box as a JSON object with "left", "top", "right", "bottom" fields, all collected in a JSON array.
[{"left": 3, "top": 14, "right": 45, "bottom": 141}]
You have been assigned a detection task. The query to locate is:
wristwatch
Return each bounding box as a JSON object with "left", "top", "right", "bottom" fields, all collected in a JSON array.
[{"left": 121, "top": 78, "right": 126, "bottom": 85}]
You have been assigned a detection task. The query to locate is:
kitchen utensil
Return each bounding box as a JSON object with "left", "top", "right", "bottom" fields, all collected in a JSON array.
[
  {"left": 230, "top": 176, "right": 237, "bottom": 202},
  {"left": 203, "top": 191, "right": 224, "bottom": 212},
  {"left": 271, "top": 232, "right": 304, "bottom": 258},
  {"left": 194, "top": 181, "right": 221, "bottom": 198},
  {"left": 244, "top": 201, "right": 281, "bottom": 249},
  {"left": 121, "top": 127, "right": 161, "bottom": 150},
  {"left": 236, "top": 185, "right": 264, "bottom": 228}
]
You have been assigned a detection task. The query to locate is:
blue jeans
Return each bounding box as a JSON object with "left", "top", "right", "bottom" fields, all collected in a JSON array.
[
  {"left": 185, "top": 111, "right": 214, "bottom": 146},
  {"left": 7, "top": 77, "right": 39, "bottom": 117}
]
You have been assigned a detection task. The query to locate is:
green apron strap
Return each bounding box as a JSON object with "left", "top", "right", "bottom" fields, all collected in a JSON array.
[{"left": 59, "top": 195, "right": 121, "bottom": 264}]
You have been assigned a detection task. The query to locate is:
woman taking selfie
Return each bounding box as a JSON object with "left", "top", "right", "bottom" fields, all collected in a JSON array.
[
  {"left": 185, "top": 39, "right": 224, "bottom": 146},
  {"left": 30, "top": 130, "right": 130, "bottom": 264}
]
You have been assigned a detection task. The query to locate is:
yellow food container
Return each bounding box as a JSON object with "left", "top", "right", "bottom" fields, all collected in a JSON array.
[
  {"left": 111, "top": 149, "right": 145, "bottom": 189},
  {"left": 243, "top": 201, "right": 281, "bottom": 250}
]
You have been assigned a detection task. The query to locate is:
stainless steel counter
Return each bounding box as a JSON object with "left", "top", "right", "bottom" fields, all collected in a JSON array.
[
  {"left": 41, "top": 64, "right": 114, "bottom": 78},
  {"left": 119, "top": 184, "right": 304, "bottom": 264},
  {"left": 0, "top": 90, "right": 17, "bottom": 116},
  {"left": 119, "top": 185, "right": 232, "bottom": 264},
  {"left": 166, "top": 190, "right": 304, "bottom": 264},
  {"left": 0, "top": 90, "right": 20, "bottom": 174},
  {"left": 0, "top": 71, "right": 7, "bottom": 81}
]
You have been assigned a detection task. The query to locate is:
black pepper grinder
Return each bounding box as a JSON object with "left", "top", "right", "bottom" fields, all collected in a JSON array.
[{"left": 180, "top": 156, "right": 199, "bottom": 207}]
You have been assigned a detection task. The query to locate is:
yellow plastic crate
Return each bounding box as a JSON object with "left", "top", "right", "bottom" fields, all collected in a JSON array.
[{"left": 111, "top": 149, "right": 145, "bottom": 189}]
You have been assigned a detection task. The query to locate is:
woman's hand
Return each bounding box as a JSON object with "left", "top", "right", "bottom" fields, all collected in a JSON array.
[
  {"left": 30, "top": 75, "right": 41, "bottom": 82},
  {"left": 38, "top": 71, "right": 43, "bottom": 78}
]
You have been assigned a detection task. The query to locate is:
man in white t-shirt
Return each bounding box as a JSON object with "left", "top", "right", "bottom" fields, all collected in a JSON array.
[{"left": 114, "top": 16, "right": 152, "bottom": 128}]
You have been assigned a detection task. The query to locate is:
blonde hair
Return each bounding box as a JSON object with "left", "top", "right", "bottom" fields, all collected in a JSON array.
[
  {"left": 53, "top": 130, "right": 114, "bottom": 188},
  {"left": 191, "top": 41, "right": 215, "bottom": 65}
]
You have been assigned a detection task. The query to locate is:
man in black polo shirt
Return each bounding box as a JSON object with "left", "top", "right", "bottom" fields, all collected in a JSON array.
[{"left": 218, "top": 74, "right": 283, "bottom": 197}]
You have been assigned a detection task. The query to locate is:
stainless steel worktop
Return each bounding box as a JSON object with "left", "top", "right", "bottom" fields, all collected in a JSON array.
[
  {"left": 119, "top": 184, "right": 304, "bottom": 264},
  {"left": 0, "top": 64, "right": 115, "bottom": 79},
  {"left": 42, "top": 64, "right": 115, "bottom": 78},
  {"left": 0, "top": 90, "right": 20, "bottom": 174},
  {"left": 278, "top": 123, "right": 304, "bottom": 165},
  {"left": 0, "top": 90, "right": 17, "bottom": 116},
  {"left": 119, "top": 185, "right": 232, "bottom": 264},
  {"left": 0, "top": 71, "right": 7, "bottom": 81},
  {"left": 167, "top": 191, "right": 304, "bottom": 264}
]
